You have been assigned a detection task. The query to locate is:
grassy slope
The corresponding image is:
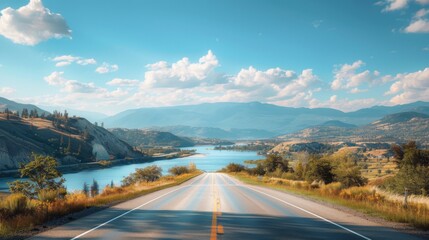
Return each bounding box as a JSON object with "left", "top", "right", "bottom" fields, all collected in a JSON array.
[{"left": 228, "top": 172, "right": 429, "bottom": 230}]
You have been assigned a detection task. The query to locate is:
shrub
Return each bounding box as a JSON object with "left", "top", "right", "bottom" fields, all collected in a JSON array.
[
  {"left": 224, "top": 163, "right": 245, "bottom": 173},
  {"left": 0, "top": 194, "right": 31, "bottom": 217},
  {"left": 122, "top": 165, "right": 162, "bottom": 186},
  {"left": 38, "top": 188, "right": 67, "bottom": 203},
  {"left": 168, "top": 166, "right": 189, "bottom": 176}
]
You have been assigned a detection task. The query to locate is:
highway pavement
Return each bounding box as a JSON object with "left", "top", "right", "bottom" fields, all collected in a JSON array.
[{"left": 30, "top": 173, "right": 424, "bottom": 240}]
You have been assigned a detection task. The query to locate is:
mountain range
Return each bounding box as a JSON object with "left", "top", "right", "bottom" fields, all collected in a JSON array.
[
  {"left": 279, "top": 112, "right": 429, "bottom": 144},
  {"left": 2, "top": 97, "right": 429, "bottom": 140},
  {"left": 102, "top": 101, "right": 429, "bottom": 139}
]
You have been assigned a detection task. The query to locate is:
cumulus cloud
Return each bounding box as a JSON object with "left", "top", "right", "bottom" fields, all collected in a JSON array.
[
  {"left": 405, "top": 18, "right": 429, "bottom": 32},
  {"left": 379, "top": 0, "right": 409, "bottom": 11},
  {"left": 96, "top": 62, "right": 119, "bottom": 74},
  {"left": 0, "top": 87, "right": 15, "bottom": 95},
  {"left": 52, "top": 55, "right": 97, "bottom": 67},
  {"left": 44, "top": 71, "right": 98, "bottom": 93},
  {"left": 386, "top": 67, "right": 429, "bottom": 103},
  {"left": 106, "top": 78, "right": 139, "bottom": 87},
  {"left": 331, "top": 60, "right": 382, "bottom": 91},
  {"left": 0, "top": 0, "right": 71, "bottom": 45},
  {"left": 141, "top": 50, "right": 221, "bottom": 89}
]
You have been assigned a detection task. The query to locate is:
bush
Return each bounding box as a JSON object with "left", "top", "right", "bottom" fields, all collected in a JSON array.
[
  {"left": 122, "top": 165, "right": 162, "bottom": 186},
  {"left": 224, "top": 163, "right": 245, "bottom": 173},
  {"left": 168, "top": 166, "right": 190, "bottom": 176},
  {"left": 0, "top": 194, "right": 31, "bottom": 217},
  {"left": 38, "top": 188, "right": 67, "bottom": 203}
]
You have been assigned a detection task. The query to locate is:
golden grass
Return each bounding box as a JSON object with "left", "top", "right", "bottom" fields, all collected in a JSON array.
[
  {"left": 0, "top": 171, "right": 202, "bottom": 237},
  {"left": 229, "top": 172, "right": 429, "bottom": 230}
]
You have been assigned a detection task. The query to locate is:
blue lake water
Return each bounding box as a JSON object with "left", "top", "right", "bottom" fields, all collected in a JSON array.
[{"left": 0, "top": 146, "right": 263, "bottom": 192}]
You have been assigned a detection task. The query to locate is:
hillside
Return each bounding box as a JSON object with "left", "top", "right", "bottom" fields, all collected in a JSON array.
[
  {"left": 0, "top": 97, "right": 49, "bottom": 115},
  {"left": 103, "top": 101, "right": 429, "bottom": 139},
  {"left": 279, "top": 112, "right": 429, "bottom": 144},
  {"left": 109, "top": 128, "right": 195, "bottom": 147},
  {"left": 0, "top": 113, "right": 142, "bottom": 171}
]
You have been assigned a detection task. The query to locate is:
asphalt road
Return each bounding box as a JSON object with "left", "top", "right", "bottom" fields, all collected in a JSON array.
[{"left": 31, "top": 173, "right": 423, "bottom": 240}]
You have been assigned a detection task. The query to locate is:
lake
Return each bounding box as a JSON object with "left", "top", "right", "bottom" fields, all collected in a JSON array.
[{"left": 0, "top": 145, "right": 263, "bottom": 192}]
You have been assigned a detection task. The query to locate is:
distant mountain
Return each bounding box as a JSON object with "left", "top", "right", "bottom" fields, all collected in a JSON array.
[
  {"left": 0, "top": 113, "right": 142, "bottom": 171},
  {"left": 279, "top": 111, "right": 429, "bottom": 144},
  {"left": 375, "top": 112, "right": 429, "bottom": 124},
  {"left": 109, "top": 128, "right": 194, "bottom": 147},
  {"left": 319, "top": 120, "right": 357, "bottom": 128},
  {"left": 104, "top": 101, "right": 429, "bottom": 139},
  {"left": 148, "top": 125, "right": 276, "bottom": 140},
  {"left": 0, "top": 97, "right": 49, "bottom": 115}
]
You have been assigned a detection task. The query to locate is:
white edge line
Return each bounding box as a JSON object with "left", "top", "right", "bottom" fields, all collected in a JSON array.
[
  {"left": 70, "top": 174, "right": 205, "bottom": 240},
  {"left": 242, "top": 185, "right": 372, "bottom": 240}
]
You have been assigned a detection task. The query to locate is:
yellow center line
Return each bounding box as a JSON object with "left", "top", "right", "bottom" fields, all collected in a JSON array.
[
  {"left": 210, "top": 174, "right": 224, "bottom": 239},
  {"left": 210, "top": 174, "right": 217, "bottom": 240}
]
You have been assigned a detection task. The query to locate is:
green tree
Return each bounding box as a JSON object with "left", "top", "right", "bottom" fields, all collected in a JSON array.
[
  {"left": 305, "top": 156, "right": 334, "bottom": 184},
  {"left": 8, "top": 154, "right": 65, "bottom": 199},
  {"left": 91, "top": 179, "right": 99, "bottom": 197},
  {"left": 83, "top": 182, "right": 89, "bottom": 196},
  {"left": 122, "top": 165, "right": 162, "bottom": 186},
  {"left": 264, "top": 154, "right": 288, "bottom": 173}
]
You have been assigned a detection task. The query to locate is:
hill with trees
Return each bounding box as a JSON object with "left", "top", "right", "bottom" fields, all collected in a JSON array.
[
  {"left": 0, "top": 110, "right": 142, "bottom": 171},
  {"left": 279, "top": 112, "right": 429, "bottom": 144},
  {"left": 109, "top": 128, "right": 195, "bottom": 148}
]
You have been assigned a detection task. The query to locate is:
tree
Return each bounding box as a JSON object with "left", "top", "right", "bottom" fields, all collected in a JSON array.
[
  {"left": 385, "top": 142, "right": 429, "bottom": 194},
  {"left": 83, "top": 182, "right": 89, "bottom": 196},
  {"left": 8, "top": 154, "right": 65, "bottom": 199},
  {"left": 264, "top": 154, "right": 289, "bottom": 173},
  {"left": 305, "top": 156, "right": 335, "bottom": 184},
  {"left": 223, "top": 163, "right": 245, "bottom": 173},
  {"left": 91, "top": 179, "right": 99, "bottom": 197},
  {"left": 333, "top": 160, "right": 367, "bottom": 187},
  {"left": 294, "top": 161, "right": 305, "bottom": 180},
  {"left": 168, "top": 166, "right": 190, "bottom": 175},
  {"left": 122, "top": 165, "right": 162, "bottom": 186}
]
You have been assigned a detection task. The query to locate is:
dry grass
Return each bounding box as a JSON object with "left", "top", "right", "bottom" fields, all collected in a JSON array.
[
  {"left": 0, "top": 171, "right": 201, "bottom": 237},
  {"left": 229, "top": 172, "right": 429, "bottom": 230}
]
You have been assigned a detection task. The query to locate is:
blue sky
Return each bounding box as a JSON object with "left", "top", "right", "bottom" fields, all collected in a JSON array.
[{"left": 0, "top": 0, "right": 428, "bottom": 115}]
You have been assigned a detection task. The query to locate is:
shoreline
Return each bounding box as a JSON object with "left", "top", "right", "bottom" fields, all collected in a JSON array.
[{"left": 0, "top": 152, "right": 197, "bottom": 179}]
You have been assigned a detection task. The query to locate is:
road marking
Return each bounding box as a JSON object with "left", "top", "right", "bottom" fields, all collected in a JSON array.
[
  {"left": 71, "top": 174, "right": 205, "bottom": 240},
  {"left": 242, "top": 185, "right": 372, "bottom": 240},
  {"left": 210, "top": 174, "right": 217, "bottom": 240}
]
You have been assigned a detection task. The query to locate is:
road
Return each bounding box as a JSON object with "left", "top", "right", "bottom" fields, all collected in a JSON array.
[{"left": 31, "top": 173, "right": 423, "bottom": 240}]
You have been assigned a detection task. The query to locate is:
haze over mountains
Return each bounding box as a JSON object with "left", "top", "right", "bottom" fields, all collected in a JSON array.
[
  {"left": 2, "top": 97, "right": 429, "bottom": 139},
  {"left": 103, "top": 101, "right": 429, "bottom": 139}
]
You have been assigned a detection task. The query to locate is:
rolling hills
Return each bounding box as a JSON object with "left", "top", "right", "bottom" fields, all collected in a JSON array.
[{"left": 278, "top": 112, "right": 429, "bottom": 144}]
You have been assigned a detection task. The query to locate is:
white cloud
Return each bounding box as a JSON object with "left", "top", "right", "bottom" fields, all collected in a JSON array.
[
  {"left": 107, "top": 78, "right": 139, "bottom": 87},
  {"left": 404, "top": 8, "right": 429, "bottom": 33},
  {"left": 380, "top": 0, "right": 409, "bottom": 12},
  {"left": 331, "top": 60, "right": 381, "bottom": 90},
  {"left": 0, "top": 0, "right": 71, "bottom": 45},
  {"left": 386, "top": 67, "right": 429, "bottom": 104},
  {"left": 96, "top": 62, "right": 119, "bottom": 74},
  {"left": 52, "top": 55, "right": 97, "bottom": 67},
  {"left": 0, "top": 87, "right": 15, "bottom": 95},
  {"left": 141, "top": 50, "right": 221, "bottom": 89},
  {"left": 44, "top": 71, "right": 97, "bottom": 93},
  {"left": 405, "top": 18, "right": 429, "bottom": 32}
]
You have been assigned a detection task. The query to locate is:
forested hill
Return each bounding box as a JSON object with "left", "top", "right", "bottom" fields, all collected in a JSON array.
[{"left": 0, "top": 112, "right": 142, "bottom": 171}]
